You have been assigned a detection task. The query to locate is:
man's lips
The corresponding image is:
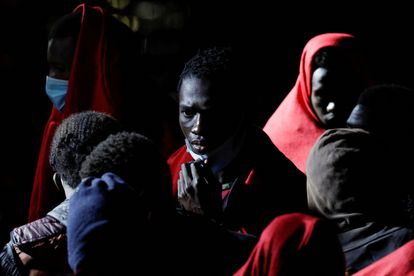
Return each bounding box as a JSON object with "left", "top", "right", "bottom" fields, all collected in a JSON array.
[
  {"left": 192, "top": 144, "right": 206, "bottom": 152},
  {"left": 324, "top": 112, "right": 335, "bottom": 121},
  {"left": 191, "top": 140, "right": 206, "bottom": 152}
]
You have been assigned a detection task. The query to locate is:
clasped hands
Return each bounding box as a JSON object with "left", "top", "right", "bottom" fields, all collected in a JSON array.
[{"left": 177, "top": 160, "right": 223, "bottom": 221}]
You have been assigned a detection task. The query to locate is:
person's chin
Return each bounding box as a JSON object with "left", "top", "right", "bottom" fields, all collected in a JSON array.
[
  {"left": 322, "top": 113, "right": 338, "bottom": 128},
  {"left": 191, "top": 143, "right": 208, "bottom": 155},
  {"left": 325, "top": 114, "right": 349, "bottom": 128}
]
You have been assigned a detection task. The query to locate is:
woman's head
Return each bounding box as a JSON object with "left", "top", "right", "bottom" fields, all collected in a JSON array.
[{"left": 310, "top": 43, "right": 368, "bottom": 128}]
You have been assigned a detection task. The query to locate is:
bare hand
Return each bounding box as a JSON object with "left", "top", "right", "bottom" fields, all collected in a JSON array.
[{"left": 177, "top": 161, "right": 222, "bottom": 220}]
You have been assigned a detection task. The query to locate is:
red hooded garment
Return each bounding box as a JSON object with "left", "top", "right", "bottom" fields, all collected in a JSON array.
[
  {"left": 28, "top": 4, "right": 125, "bottom": 221},
  {"left": 352, "top": 239, "right": 414, "bottom": 276},
  {"left": 234, "top": 213, "right": 346, "bottom": 276},
  {"left": 263, "top": 33, "right": 356, "bottom": 174}
]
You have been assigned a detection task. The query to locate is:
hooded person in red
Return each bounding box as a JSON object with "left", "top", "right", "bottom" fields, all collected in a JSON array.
[
  {"left": 28, "top": 4, "right": 139, "bottom": 221},
  {"left": 263, "top": 33, "right": 371, "bottom": 174},
  {"left": 352, "top": 239, "right": 414, "bottom": 276},
  {"left": 234, "top": 213, "right": 346, "bottom": 276}
]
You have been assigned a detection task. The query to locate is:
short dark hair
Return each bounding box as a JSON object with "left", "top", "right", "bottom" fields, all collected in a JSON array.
[
  {"left": 80, "top": 131, "right": 173, "bottom": 216},
  {"left": 49, "top": 111, "right": 121, "bottom": 188},
  {"left": 177, "top": 46, "right": 244, "bottom": 102},
  {"left": 179, "top": 46, "right": 232, "bottom": 80}
]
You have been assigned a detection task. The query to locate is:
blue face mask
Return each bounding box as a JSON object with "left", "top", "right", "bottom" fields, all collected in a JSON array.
[{"left": 45, "top": 76, "right": 68, "bottom": 112}]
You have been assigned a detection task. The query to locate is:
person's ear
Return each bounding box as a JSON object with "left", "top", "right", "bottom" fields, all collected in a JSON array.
[{"left": 53, "top": 172, "right": 64, "bottom": 192}]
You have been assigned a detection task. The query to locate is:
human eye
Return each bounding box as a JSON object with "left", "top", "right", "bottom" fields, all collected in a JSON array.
[
  {"left": 48, "top": 62, "right": 63, "bottom": 71},
  {"left": 48, "top": 63, "right": 68, "bottom": 77},
  {"left": 181, "top": 107, "right": 195, "bottom": 118}
]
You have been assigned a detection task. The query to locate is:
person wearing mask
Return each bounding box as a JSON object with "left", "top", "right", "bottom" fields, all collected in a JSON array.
[{"left": 28, "top": 4, "right": 143, "bottom": 221}]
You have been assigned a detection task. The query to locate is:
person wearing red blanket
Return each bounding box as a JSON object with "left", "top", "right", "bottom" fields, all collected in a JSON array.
[
  {"left": 352, "top": 239, "right": 414, "bottom": 276},
  {"left": 66, "top": 133, "right": 342, "bottom": 275},
  {"left": 28, "top": 4, "right": 139, "bottom": 221},
  {"left": 234, "top": 213, "right": 346, "bottom": 276},
  {"left": 263, "top": 33, "right": 371, "bottom": 174},
  {"left": 168, "top": 46, "right": 307, "bottom": 235}
]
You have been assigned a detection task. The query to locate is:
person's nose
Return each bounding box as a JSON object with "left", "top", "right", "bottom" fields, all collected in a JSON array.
[
  {"left": 191, "top": 113, "right": 202, "bottom": 135},
  {"left": 326, "top": 102, "right": 335, "bottom": 112}
]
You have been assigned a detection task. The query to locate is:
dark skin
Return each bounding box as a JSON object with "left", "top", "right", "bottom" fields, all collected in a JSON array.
[
  {"left": 310, "top": 58, "right": 365, "bottom": 128},
  {"left": 177, "top": 76, "right": 243, "bottom": 219},
  {"left": 177, "top": 161, "right": 222, "bottom": 219},
  {"left": 47, "top": 37, "right": 76, "bottom": 80},
  {"left": 178, "top": 76, "right": 241, "bottom": 155}
]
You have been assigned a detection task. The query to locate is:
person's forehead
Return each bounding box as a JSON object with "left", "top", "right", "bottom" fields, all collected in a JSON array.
[
  {"left": 179, "top": 76, "right": 234, "bottom": 102},
  {"left": 47, "top": 37, "right": 76, "bottom": 61},
  {"left": 179, "top": 77, "right": 210, "bottom": 97}
]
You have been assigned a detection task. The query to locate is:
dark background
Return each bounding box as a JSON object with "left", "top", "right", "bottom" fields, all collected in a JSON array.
[{"left": 0, "top": 0, "right": 413, "bottom": 243}]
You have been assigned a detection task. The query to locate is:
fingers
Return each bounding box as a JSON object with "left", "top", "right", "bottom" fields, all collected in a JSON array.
[
  {"left": 177, "top": 170, "right": 183, "bottom": 197},
  {"left": 178, "top": 163, "right": 194, "bottom": 198},
  {"left": 178, "top": 160, "right": 212, "bottom": 200},
  {"left": 181, "top": 163, "right": 190, "bottom": 180},
  {"left": 190, "top": 162, "right": 200, "bottom": 180}
]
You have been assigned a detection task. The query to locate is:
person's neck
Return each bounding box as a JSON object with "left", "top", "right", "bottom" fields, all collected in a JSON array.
[{"left": 62, "top": 180, "right": 75, "bottom": 199}]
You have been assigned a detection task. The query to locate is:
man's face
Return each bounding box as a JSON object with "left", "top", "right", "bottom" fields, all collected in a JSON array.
[
  {"left": 47, "top": 36, "right": 76, "bottom": 80},
  {"left": 178, "top": 76, "right": 241, "bottom": 155}
]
